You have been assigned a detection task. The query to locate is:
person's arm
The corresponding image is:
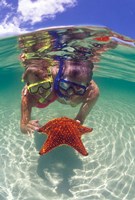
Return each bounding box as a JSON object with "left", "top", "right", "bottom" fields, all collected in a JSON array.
[
  {"left": 75, "top": 81, "right": 99, "bottom": 124},
  {"left": 20, "top": 87, "right": 39, "bottom": 134}
]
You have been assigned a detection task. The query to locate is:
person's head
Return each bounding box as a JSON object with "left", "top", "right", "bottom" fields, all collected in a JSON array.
[
  {"left": 56, "top": 59, "right": 94, "bottom": 98},
  {"left": 63, "top": 59, "right": 93, "bottom": 82},
  {"left": 22, "top": 59, "right": 53, "bottom": 98}
]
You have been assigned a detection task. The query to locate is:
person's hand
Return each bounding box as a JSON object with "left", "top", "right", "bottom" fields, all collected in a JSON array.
[
  {"left": 21, "top": 120, "right": 40, "bottom": 136},
  {"left": 74, "top": 117, "right": 83, "bottom": 124},
  {"left": 75, "top": 119, "right": 81, "bottom": 123}
]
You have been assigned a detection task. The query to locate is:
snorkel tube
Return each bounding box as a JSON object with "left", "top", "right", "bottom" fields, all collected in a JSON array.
[
  {"left": 49, "top": 30, "right": 67, "bottom": 98},
  {"left": 54, "top": 56, "right": 66, "bottom": 98}
]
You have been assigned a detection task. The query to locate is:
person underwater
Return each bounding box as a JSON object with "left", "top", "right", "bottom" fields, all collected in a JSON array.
[{"left": 20, "top": 58, "right": 99, "bottom": 135}]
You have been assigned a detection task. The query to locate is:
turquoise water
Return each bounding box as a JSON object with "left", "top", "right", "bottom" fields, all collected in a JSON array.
[{"left": 0, "top": 35, "right": 135, "bottom": 200}]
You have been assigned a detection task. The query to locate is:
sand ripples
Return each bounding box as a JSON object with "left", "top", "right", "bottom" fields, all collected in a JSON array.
[
  {"left": 0, "top": 89, "right": 135, "bottom": 199},
  {"left": 69, "top": 100, "right": 135, "bottom": 199}
]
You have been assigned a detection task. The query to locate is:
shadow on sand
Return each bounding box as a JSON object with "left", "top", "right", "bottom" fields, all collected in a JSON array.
[{"left": 34, "top": 132, "right": 83, "bottom": 197}]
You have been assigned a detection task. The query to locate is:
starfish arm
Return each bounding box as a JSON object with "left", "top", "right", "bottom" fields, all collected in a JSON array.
[
  {"left": 78, "top": 126, "right": 93, "bottom": 135},
  {"left": 66, "top": 136, "right": 88, "bottom": 156},
  {"left": 63, "top": 126, "right": 89, "bottom": 156},
  {"left": 63, "top": 117, "right": 93, "bottom": 136},
  {"left": 39, "top": 135, "right": 63, "bottom": 155},
  {"left": 38, "top": 127, "right": 49, "bottom": 135}
]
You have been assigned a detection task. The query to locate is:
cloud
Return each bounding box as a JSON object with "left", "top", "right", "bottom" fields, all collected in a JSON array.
[
  {"left": 0, "top": 18, "right": 26, "bottom": 38},
  {"left": 0, "top": 0, "right": 77, "bottom": 37},
  {"left": 18, "top": 0, "right": 77, "bottom": 24},
  {"left": 0, "top": 0, "right": 12, "bottom": 8},
  {"left": 0, "top": 1, "right": 20, "bottom": 37}
]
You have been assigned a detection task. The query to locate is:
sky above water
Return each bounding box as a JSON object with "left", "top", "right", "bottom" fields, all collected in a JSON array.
[{"left": 0, "top": 0, "right": 135, "bottom": 38}]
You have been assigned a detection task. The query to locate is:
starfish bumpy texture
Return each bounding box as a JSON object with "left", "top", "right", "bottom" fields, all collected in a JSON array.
[{"left": 38, "top": 117, "right": 93, "bottom": 156}]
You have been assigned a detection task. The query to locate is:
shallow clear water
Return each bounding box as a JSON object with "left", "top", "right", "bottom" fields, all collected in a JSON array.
[{"left": 0, "top": 34, "right": 135, "bottom": 200}]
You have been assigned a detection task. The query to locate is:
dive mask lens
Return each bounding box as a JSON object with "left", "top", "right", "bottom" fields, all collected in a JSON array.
[
  {"left": 41, "top": 82, "right": 51, "bottom": 90},
  {"left": 74, "top": 85, "right": 86, "bottom": 95},
  {"left": 29, "top": 84, "right": 39, "bottom": 94},
  {"left": 59, "top": 81, "right": 70, "bottom": 91},
  {"left": 58, "top": 79, "right": 87, "bottom": 96},
  {"left": 28, "top": 80, "right": 52, "bottom": 94}
]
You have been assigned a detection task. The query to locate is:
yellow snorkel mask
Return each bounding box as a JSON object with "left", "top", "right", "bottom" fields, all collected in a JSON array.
[{"left": 27, "top": 76, "right": 53, "bottom": 102}]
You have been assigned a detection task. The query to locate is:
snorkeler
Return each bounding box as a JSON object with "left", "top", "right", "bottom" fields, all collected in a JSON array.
[{"left": 20, "top": 58, "right": 99, "bottom": 135}]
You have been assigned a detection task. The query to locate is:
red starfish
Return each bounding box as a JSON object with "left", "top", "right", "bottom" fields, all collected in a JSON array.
[{"left": 38, "top": 117, "right": 93, "bottom": 156}]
